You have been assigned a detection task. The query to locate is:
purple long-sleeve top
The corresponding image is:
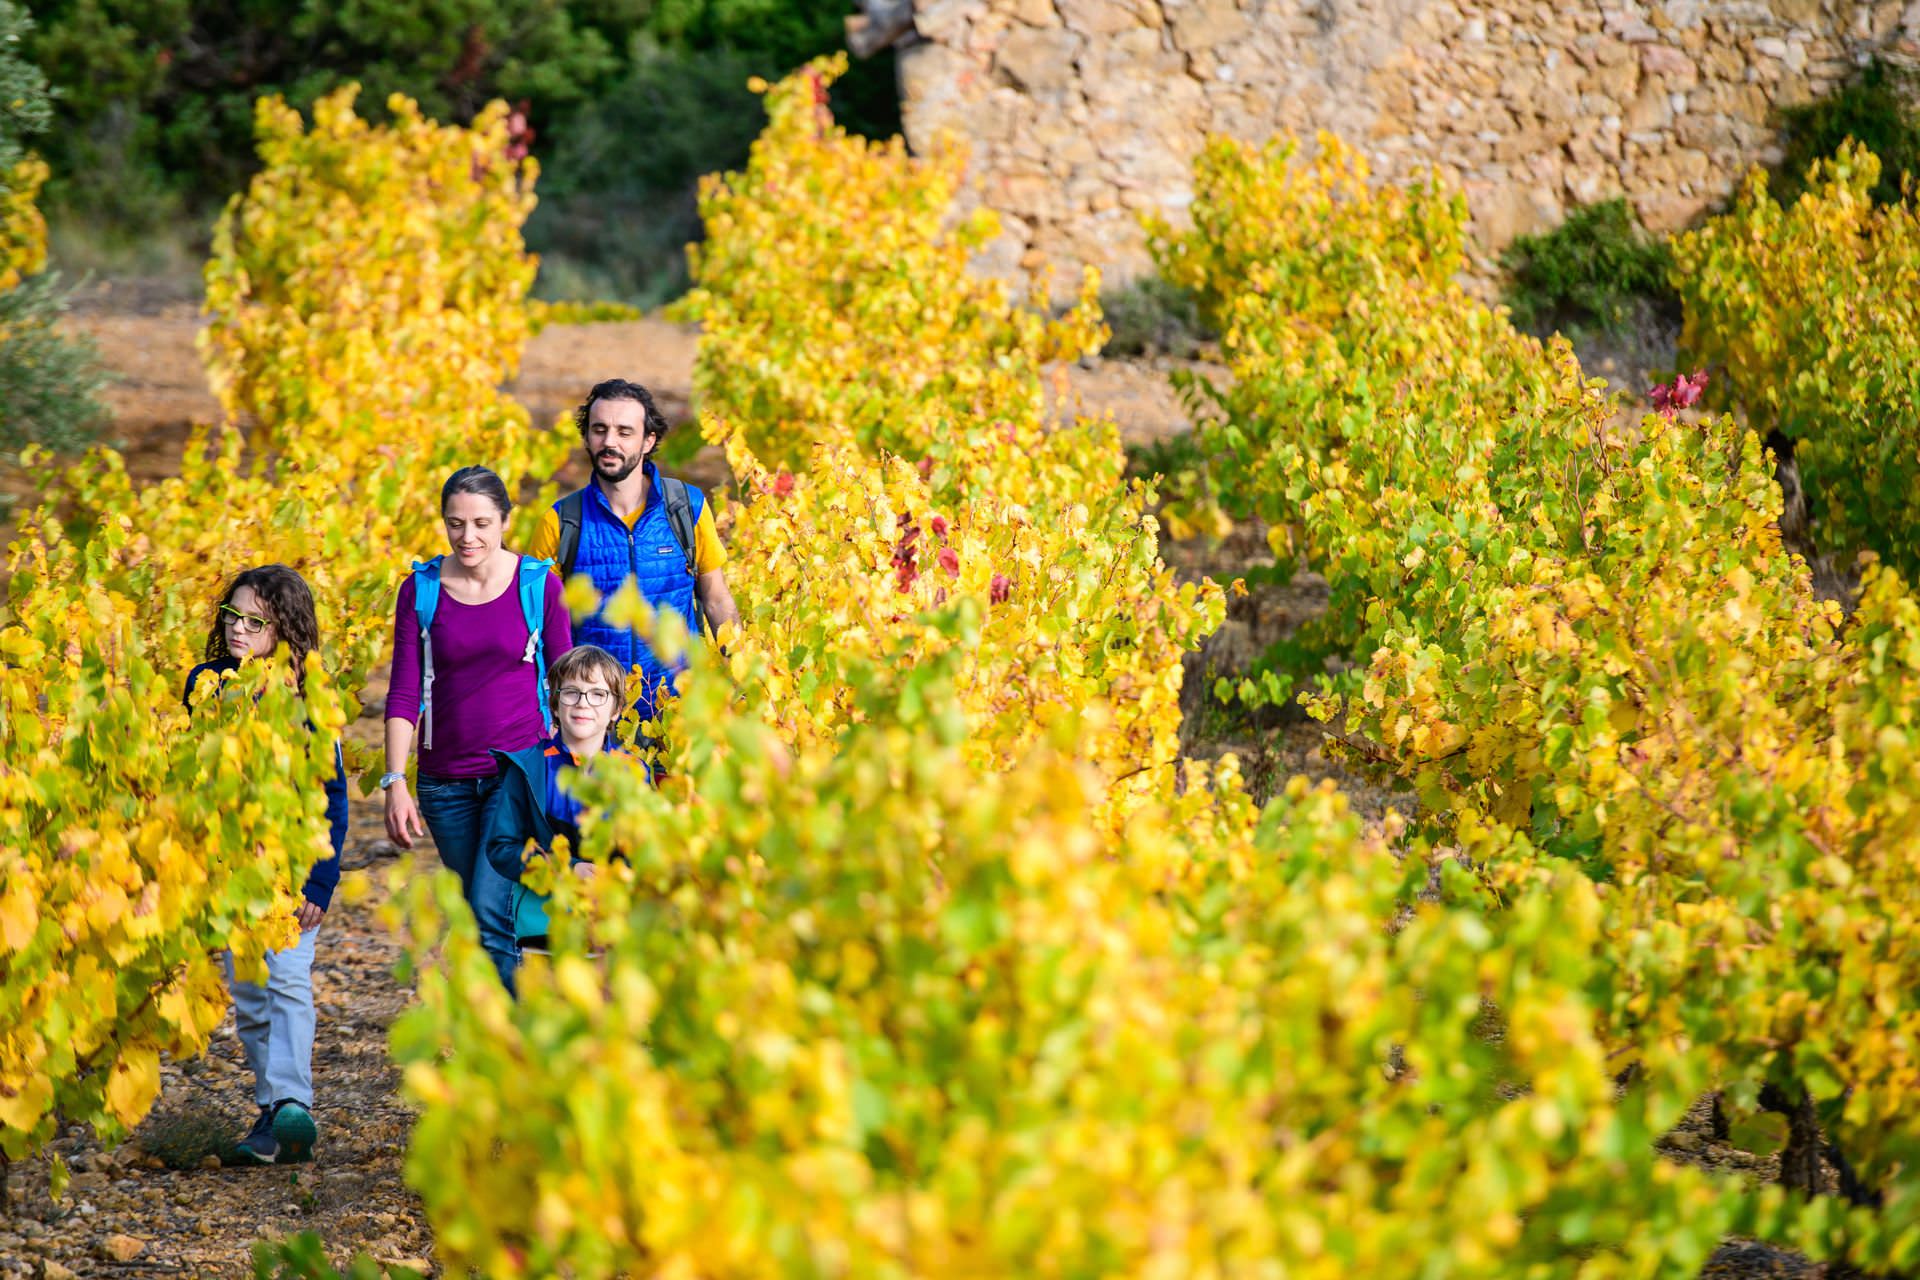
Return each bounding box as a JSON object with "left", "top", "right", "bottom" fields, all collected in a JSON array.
[{"left": 386, "top": 561, "right": 574, "bottom": 778}]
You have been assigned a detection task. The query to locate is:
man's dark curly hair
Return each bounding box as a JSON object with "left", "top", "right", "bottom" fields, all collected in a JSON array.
[
  {"left": 204, "top": 564, "right": 322, "bottom": 688},
  {"left": 573, "top": 378, "right": 671, "bottom": 442}
]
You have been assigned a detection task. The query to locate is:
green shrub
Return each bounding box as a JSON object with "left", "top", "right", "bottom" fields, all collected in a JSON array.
[
  {"left": 46, "top": 209, "right": 206, "bottom": 283},
  {"left": 1097, "top": 274, "right": 1211, "bottom": 359},
  {"left": 1123, "top": 426, "right": 1209, "bottom": 482},
  {"left": 0, "top": 1, "right": 50, "bottom": 175},
  {"left": 0, "top": 0, "right": 106, "bottom": 454},
  {"left": 1500, "top": 198, "right": 1678, "bottom": 335},
  {"left": 0, "top": 271, "right": 109, "bottom": 453},
  {"left": 134, "top": 1101, "right": 232, "bottom": 1171},
  {"left": 1776, "top": 58, "right": 1920, "bottom": 207}
]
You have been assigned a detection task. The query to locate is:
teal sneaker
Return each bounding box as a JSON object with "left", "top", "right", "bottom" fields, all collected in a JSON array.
[
  {"left": 223, "top": 1106, "right": 276, "bottom": 1166},
  {"left": 271, "top": 1099, "right": 317, "bottom": 1163}
]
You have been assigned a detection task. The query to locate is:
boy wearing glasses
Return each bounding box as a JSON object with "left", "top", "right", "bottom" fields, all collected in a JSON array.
[{"left": 480, "top": 645, "right": 637, "bottom": 957}]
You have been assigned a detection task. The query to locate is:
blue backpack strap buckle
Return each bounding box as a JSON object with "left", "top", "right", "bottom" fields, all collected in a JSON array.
[
  {"left": 410, "top": 557, "right": 444, "bottom": 751},
  {"left": 517, "top": 555, "right": 557, "bottom": 736}
]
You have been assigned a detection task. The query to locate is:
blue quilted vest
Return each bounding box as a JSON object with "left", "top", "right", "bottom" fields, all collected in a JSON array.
[{"left": 563, "top": 465, "right": 704, "bottom": 723}]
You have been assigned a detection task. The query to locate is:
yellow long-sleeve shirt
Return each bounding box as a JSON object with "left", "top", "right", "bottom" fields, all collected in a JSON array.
[{"left": 527, "top": 493, "right": 726, "bottom": 576}]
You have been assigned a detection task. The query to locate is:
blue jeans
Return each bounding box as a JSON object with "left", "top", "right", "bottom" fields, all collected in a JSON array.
[
  {"left": 416, "top": 773, "right": 517, "bottom": 990},
  {"left": 225, "top": 927, "right": 318, "bottom": 1108}
]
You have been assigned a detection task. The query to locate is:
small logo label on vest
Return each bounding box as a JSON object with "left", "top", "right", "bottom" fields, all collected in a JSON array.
[{"left": 656, "top": 545, "right": 678, "bottom": 555}]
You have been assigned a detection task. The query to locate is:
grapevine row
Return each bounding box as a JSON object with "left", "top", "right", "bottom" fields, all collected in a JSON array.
[
  {"left": 1161, "top": 132, "right": 1920, "bottom": 1272},
  {"left": 1672, "top": 140, "right": 1920, "bottom": 577}
]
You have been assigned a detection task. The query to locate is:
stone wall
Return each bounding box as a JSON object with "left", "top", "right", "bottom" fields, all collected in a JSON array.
[{"left": 891, "top": 0, "right": 1920, "bottom": 290}]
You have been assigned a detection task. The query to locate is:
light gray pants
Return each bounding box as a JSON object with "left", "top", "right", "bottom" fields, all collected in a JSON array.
[{"left": 224, "top": 926, "right": 318, "bottom": 1109}]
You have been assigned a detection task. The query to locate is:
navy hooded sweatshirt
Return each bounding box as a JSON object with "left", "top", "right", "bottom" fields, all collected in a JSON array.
[{"left": 184, "top": 657, "right": 348, "bottom": 911}]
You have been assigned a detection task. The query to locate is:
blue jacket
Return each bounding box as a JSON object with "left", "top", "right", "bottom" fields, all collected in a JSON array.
[
  {"left": 483, "top": 743, "right": 573, "bottom": 943},
  {"left": 482, "top": 740, "right": 640, "bottom": 943},
  {"left": 183, "top": 658, "right": 346, "bottom": 911},
  {"left": 564, "top": 465, "right": 704, "bottom": 723}
]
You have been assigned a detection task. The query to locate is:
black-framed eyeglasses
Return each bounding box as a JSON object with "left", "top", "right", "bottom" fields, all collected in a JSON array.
[
  {"left": 221, "top": 605, "right": 273, "bottom": 635},
  {"left": 557, "top": 686, "right": 612, "bottom": 708}
]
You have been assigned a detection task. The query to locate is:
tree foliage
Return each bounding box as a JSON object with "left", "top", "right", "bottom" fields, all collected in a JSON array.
[
  {"left": 23, "top": 0, "right": 629, "bottom": 217},
  {"left": 24, "top": 0, "right": 899, "bottom": 302}
]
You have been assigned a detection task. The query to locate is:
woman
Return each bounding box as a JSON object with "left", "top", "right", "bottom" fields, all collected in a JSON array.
[
  {"left": 183, "top": 564, "right": 345, "bottom": 1165},
  {"left": 383, "top": 466, "right": 572, "bottom": 990},
  {"left": 481, "top": 644, "right": 636, "bottom": 959}
]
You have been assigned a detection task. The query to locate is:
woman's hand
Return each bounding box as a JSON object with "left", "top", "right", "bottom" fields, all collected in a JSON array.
[
  {"left": 571, "top": 861, "right": 598, "bottom": 882},
  {"left": 294, "top": 900, "right": 326, "bottom": 931},
  {"left": 386, "top": 782, "right": 426, "bottom": 848}
]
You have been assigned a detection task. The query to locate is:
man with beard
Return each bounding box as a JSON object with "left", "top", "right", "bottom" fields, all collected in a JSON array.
[{"left": 528, "top": 378, "right": 738, "bottom": 736}]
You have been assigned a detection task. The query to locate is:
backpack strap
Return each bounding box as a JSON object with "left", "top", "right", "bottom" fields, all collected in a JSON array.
[
  {"left": 554, "top": 489, "right": 586, "bottom": 579},
  {"left": 659, "top": 478, "right": 699, "bottom": 578},
  {"left": 517, "top": 555, "right": 557, "bottom": 737},
  {"left": 410, "top": 557, "right": 445, "bottom": 751},
  {"left": 659, "top": 476, "right": 708, "bottom": 640}
]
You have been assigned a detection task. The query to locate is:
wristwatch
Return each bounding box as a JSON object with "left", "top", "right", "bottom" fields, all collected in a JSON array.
[{"left": 379, "top": 771, "right": 408, "bottom": 791}]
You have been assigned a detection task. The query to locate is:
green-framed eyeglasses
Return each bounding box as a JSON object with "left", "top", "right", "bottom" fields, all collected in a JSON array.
[{"left": 220, "top": 604, "right": 272, "bottom": 635}]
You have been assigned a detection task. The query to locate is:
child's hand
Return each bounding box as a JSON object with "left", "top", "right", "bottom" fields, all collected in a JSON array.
[
  {"left": 386, "top": 783, "right": 426, "bottom": 848},
  {"left": 571, "top": 861, "right": 598, "bottom": 882},
  {"left": 295, "top": 900, "right": 325, "bottom": 931}
]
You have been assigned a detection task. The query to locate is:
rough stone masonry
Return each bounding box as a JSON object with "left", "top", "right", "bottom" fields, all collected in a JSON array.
[{"left": 880, "top": 0, "right": 1920, "bottom": 293}]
